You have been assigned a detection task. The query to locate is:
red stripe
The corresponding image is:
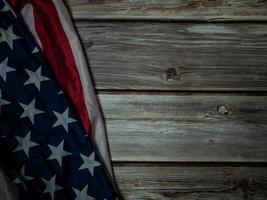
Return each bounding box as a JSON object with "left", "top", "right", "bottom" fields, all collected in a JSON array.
[{"left": 27, "top": 0, "right": 92, "bottom": 135}]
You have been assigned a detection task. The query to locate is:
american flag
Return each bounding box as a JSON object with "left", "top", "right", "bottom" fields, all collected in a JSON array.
[{"left": 0, "top": 0, "right": 117, "bottom": 199}]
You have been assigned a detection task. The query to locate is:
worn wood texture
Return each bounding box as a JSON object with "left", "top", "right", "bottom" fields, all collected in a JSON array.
[
  {"left": 66, "top": 0, "right": 267, "bottom": 21},
  {"left": 77, "top": 22, "right": 267, "bottom": 91},
  {"left": 98, "top": 93, "right": 267, "bottom": 162},
  {"left": 65, "top": 1, "right": 267, "bottom": 199},
  {"left": 113, "top": 164, "right": 267, "bottom": 200}
]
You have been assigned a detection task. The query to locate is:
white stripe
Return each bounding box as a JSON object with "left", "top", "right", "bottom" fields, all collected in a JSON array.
[
  {"left": 51, "top": 0, "right": 115, "bottom": 184},
  {"left": 20, "top": 3, "right": 42, "bottom": 49}
]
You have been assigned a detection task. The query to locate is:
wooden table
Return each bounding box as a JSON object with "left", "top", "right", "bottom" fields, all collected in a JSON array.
[{"left": 66, "top": 1, "right": 267, "bottom": 199}]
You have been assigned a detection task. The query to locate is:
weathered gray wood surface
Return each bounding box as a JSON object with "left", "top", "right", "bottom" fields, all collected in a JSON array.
[
  {"left": 99, "top": 93, "right": 267, "bottom": 162},
  {"left": 113, "top": 164, "right": 267, "bottom": 200},
  {"left": 66, "top": 0, "right": 267, "bottom": 21},
  {"left": 77, "top": 22, "right": 267, "bottom": 91},
  {"left": 66, "top": 1, "right": 267, "bottom": 199}
]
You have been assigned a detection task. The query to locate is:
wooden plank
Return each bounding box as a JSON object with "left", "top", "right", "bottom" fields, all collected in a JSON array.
[
  {"left": 114, "top": 164, "right": 267, "bottom": 200},
  {"left": 66, "top": 0, "right": 267, "bottom": 21},
  {"left": 77, "top": 22, "right": 267, "bottom": 91},
  {"left": 98, "top": 93, "right": 267, "bottom": 162}
]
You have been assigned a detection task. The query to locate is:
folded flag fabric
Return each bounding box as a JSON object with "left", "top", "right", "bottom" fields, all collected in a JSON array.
[
  {"left": 0, "top": 0, "right": 117, "bottom": 199},
  {"left": 12, "top": 0, "right": 115, "bottom": 183}
]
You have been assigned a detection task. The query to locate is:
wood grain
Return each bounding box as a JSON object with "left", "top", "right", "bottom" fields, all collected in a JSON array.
[
  {"left": 64, "top": 2, "right": 267, "bottom": 198},
  {"left": 98, "top": 93, "right": 267, "bottom": 162},
  {"left": 66, "top": 0, "right": 267, "bottom": 21},
  {"left": 77, "top": 22, "right": 267, "bottom": 91},
  {"left": 113, "top": 163, "right": 267, "bottom": 200}
]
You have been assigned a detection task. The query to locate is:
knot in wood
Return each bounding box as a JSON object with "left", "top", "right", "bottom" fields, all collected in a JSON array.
[
  {"left": 163, "top": 68, "right": 180, "bottom": 81},
  {"left": 217, "top": 105, "right": 229, "bottom": 115}
]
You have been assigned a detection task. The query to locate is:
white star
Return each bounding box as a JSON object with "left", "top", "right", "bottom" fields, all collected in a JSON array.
[
  {"left": 0, "top": 3, "right": 9, "bottom": 12},
  {"left": 0, "top": 25, "right": 21, "bottom": 49},
  {"left": 14, "top": 131, "right": 38, "bottom": 157},
  {"left": 20, "top": 99, "right": 44, "bottom": 124},
  {"left": 79, "top": 152, "right": 101, "bottom": 176},
  {"left": 13, "top": 165, "right": 34, "bottom": 184},
  {"left": 53, "top": 108, "right": 76, "bottom": 132},
  {"left": 0, "top": 0, "right": 16, "bottom": 16},
  {"left": 42, "top": 175, "right": 62, "bottom": 200},
  {"left": 31, "top": 47, "right": 39, "bottom": 54},
  {"left": 24, "top": 66, "right": 50, "bottom": 91},
  {"left": 0, "top": 58, "right": 15, "bottom": 82},
  {"left": 47, "top": 141, "right": 72, "bottom": 167},
  {"left": 73, "top": 185, "right": 95, "bottom": 200}
]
